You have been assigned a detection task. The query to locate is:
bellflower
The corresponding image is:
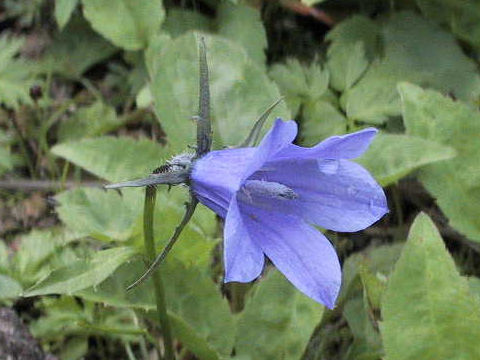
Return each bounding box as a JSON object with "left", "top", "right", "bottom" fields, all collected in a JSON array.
[{"left": 191, "top": 119, "right": 388, "bottom": 309}]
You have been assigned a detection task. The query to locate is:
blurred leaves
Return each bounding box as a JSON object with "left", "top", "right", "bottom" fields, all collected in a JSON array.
[
  {"left": 381, "top": 213, "right": 480, "bottom": 359},
  {"left": 55, "top": 0, "right": 78, "bottom": 29},
  {"left": 235, "top": 270, "right": 323, "bottom": 360},
  {"left": 400, "top": 83, "right": 480, "bottom": 241},
  {"left": 0, "top": 35, "right": 34, "bottom": 108},
  {"left": 81, "top": 0, "right": 165, "bottom": 50}
]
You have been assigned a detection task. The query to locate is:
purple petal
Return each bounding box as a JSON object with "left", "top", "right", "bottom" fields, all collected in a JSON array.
[
  {"left": 238, "top": 203, "right": 341, "bottom": 308},
  {"left": 243, "top": 118, "right": 298, "bottom": 180},
  {"left": 275, "top": 127, "right": 378, "bottom": 160},
  {"left": 191, "top": 147, "right": 255, "bottom": 217},
  {"left": 252, "top": 159, "right": 388, "bottom": 232},
  {"left": 224, "top": 197, "right": 265, "bottom": 282}
]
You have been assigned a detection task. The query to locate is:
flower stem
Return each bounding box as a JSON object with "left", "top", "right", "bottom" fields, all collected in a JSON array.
[{"left": 143, "top": 186, "right": 175, "bottom": 360}]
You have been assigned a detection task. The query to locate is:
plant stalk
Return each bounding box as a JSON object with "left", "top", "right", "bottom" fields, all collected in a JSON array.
[{"left": 143, "top": 186, "right": 175, "bottom": 360}]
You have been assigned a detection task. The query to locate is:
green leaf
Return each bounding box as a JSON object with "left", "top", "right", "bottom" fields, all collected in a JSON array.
[
  {"left": 82, "top": 0, "right": 165, "bottom": 50},
  {"left": 58, "top": 101, "right": 123, "bottom": 141},
  {"left": 326, "top": 15, "right": 380, "bottom": 92},
  {"left": 55, "top": 0, "right": 78, "bottom": 29},
  {"left": 417, "top": 0, "right": 480, "bottom": 51},
  {"left": 301, "top": 101, "right": 347, "bottom": 146},
  {"left": 24, "top": 246, "right": 137, "bottom": 296},
  {"left": 399, "top": 83, "right": 480, "bottom": 241},
  {"left": 0, "top": 145, "right": 13, "bottom": 175},
  {"left": 77, "top": 259, "right": 236, "bottom": 360},
  {"left": 381, "top": 213, "right": 480, "bottom": 360},
  {"left": 40, "top": 16, "right": 117, "bottom": 78},
  {"left": 217, "top": 2, "right": 267, "bottom": 66},
  {"left": 357, "top": 133, "right": 457, "bottom": 186},
  {"left": 14, "top": 227, "right": 84, "bottom": 286},
  {"left": 148, "top": 32, "right": 289, "bottom": 155},
  {"left": 55, "top": 187, "right": 142, "bottom": 242},
  {"left": 0, "top": 274, "right": 23, "bottom": 299},
  {"left": 0, "top": 35, "right": 34, "bottom": 108},
  {"left": 162, "top": 9, "right": 213, "bottom": 38},
  {"left": 342, "top": 12, "right": 480, "bottom": 124},
  {"left": 51, "top": 136, "right": 165, "bottom": 182},
  {"left": 269, "top": 58, "right": 330, "bottom": 117},
  {"left": 235, "top": 270, "right": 323, "bottom": 360}
]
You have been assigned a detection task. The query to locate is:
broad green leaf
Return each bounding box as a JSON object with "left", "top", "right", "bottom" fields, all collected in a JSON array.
[
  {"left": 399, "top": 83, "right": 480, "bottom": 241},
  {"left": 14, "top": 227, "right": 84, "bottom": 286},
  {"left": 51, "top": 136, "right": 165, "bottom": 182},
  {"left": 235, "top": 270, "right": 323, "bottom": 360},
  {"left": 217, "top": 2, "right": 267, "bottom": 66},
  {"left": 301, "top": 101, "right": 347, "bottom": 146},
  {"left": 58, "top": 101, "right": 123, "bottom": 141},
  {"left": 357, "top": 133, "right": 457, "bottom": 186},
  {"left": 77, "top": 259, "right": 235, "bottom": 359},
  {"left": 162, "top": 9, "right": 213, "bottom": 38},
  {"left": 40, "top": 16, "right": 116, "bottom": 78},
  {"left": 55, "top": 0, "right": 78, "bottom": 29},
  {"left": 0, "top": 274, "right": 23, "bottom": 299},
  {"left": 148, "top": 32, "right": 289, "bottom": 155},
  {"left": 417, "top": 0, "right": 480, "bottom": 51},
  {"left": 0, "top": 35, "right": 34, "bottom": 108},
  {"left": 56, "top": 187, "right": 142, "bottom": 242},
  {"left": 343, "top": 12, "right": 480, "bottom": 123},
  {"left": 326, "top": 15, "right": 380, "bottom": 92},
  {"left": 381, "top": 213, "right": 480, "bottom": 360},
  {"left": 24, "top": 246, "right": 137, "bottom": 296},
  {"left": 82, "top": 0, "right": 165, "bottom": 50}
]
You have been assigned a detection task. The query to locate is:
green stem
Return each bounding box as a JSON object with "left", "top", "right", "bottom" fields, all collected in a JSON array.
[{"left": 143, "top": 186, "right": 175, "bottom": 360}]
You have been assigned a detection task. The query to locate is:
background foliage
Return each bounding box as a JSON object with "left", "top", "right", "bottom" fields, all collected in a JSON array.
[{"left": 1, "top": 0, "right": 480, "bottom": 359}]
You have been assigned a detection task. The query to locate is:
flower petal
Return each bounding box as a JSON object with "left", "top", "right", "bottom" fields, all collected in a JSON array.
[
  {"left": 243, "top": 118, "right": 298, "bottom": 180},
  {"left": 238, "top": 204, "right": 341, "bottom": 308},
  {"left": 276, "top": 127, "right": 378, "bottom": 160},
  {"left": 252, "top": 158, "right": 388, "bottom": 232},
  {"left": 224, "top": 197, "right": 265, "bottom": 282},
  {"left": 191, "top": 147, "right": 255, "bottom": 217}
]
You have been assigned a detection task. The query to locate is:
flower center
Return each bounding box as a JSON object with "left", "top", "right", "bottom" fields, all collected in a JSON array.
[{"left": 239, "top": 180, "right": 298, "bottom": 203}]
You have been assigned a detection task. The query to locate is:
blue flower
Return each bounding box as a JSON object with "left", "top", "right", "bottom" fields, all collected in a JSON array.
[{"left": 191, "top": 119, "right": 388, "bottom": 308}]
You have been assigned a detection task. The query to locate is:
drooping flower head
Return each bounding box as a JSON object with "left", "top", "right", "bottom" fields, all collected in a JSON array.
[{"left": 191, "top": 119, "right": 388, "bottom": 308}]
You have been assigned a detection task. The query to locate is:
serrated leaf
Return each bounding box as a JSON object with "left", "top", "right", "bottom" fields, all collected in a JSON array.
[
  {"left": 235, "top": 270, "right": 323, "bottom": 360},
  {"left": 58, "top": 101, "right": 123, "bottom": 141},
  {"left": 51, "top": 136, "right": 165, "bottom": 182},
  {"left": 82, "top": 0, "right": 165, "bottom": 50},
  {"left": 381, "top": 213, "right": 480, "bottom": 360},
  {"left": 301, "top": 101, "right": 347, "bottom": 146},
  {"left": 399, "top": 83, "right": 480, "bottom": 241},
  {"left": 217, "top": 2, "right": 267, "bottom": 66},
  {"left": 269, "top": 58, "right": 329, "bottom": 117},
  {"left": 357, "top": 133, "right": 457, "bottom": 186},
  {"left": 0, "top": 35, "right": 33, "bottom": 108},
  {"left": 25, "top": 246, "right": 137, "bottom": 296},
  {"left": 55, "top": 0, "right": 78, "bottom": 29},
  {"left": 343, "top": 12, "right": 480, "bottom": 124},
  {"left": 326, "top": 15, "right": 380, "bottom": 92},
  {"left": 77, "top": 259, "right": 235, "bottom": 360},
  {"left": 148, "top": 32, "right": 289, "bottom": 154},
  {"left": 40, "top": 16, "right": 116, "bottom": 78},
  {"left": 55, "top": 187, "right": 143, "bottom": 242}
]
